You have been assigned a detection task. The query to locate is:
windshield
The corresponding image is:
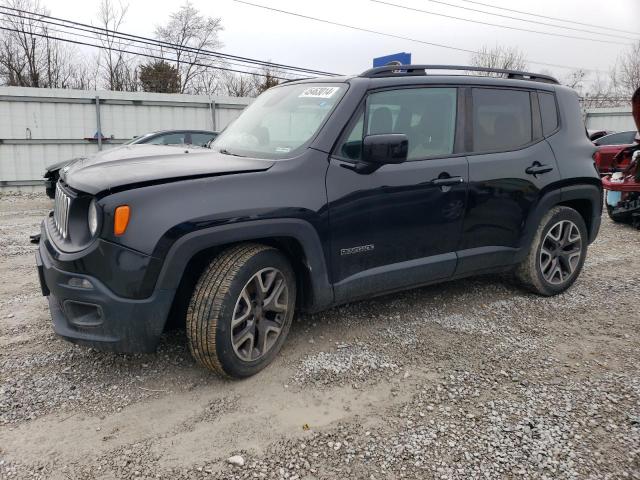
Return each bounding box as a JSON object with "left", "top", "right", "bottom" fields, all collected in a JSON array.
[{"left": 214, "top": 83, "right": 347, "bottom": 159}]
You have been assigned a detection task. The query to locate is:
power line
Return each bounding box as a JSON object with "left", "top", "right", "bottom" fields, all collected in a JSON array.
[
  {"left": 371, "top": 0, "right": 632, "bottom": 46},
  {"left": 421, "top": 0, "right": 639, "bottom": 41},
  {"left": 233, "top": 0, "right": 608, "bottom": 73},
  {"left": 457, "top": 0, "right": 640, "bottom": 37},
  {"left": 0, "top": 24, "right": 296, "bottom": 81},
  {"left": 0, "top": 13, "right": 300, "bottom": 77},
  {"left": 0, "top": 12, "right": 313, "bottom": 79},
  {"left": 0, "top": 5, "right": 340, "bottom": 77},
  {"left": 0, "top": 6, "right": 337, "bottom": 77}
]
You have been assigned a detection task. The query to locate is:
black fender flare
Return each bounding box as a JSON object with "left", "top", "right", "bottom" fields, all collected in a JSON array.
[
  {"left": 560, "top": 182, "right": 602, "bottom": 243},
  {"left": 153, "top": 218, "right": 334, "bottom": 311},
  {"left": 515, "top": 182, "right": 602, "bottom": 263}
]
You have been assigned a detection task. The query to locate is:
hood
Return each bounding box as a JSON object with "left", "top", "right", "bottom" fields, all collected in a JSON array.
[
  {"left": 61, "top": 145, "right": 275, "bottom": 195},
  {"left": 45, "top": 143, "right": 136, "bottom": 172}
]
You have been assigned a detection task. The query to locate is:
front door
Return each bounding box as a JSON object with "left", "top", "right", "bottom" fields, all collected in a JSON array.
[{"left": 326, "top": 86, "right": 469, "bottom": 303}]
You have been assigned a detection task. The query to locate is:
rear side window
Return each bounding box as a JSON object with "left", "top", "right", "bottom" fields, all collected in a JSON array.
[
  {"left": 472, "top": 88, "right": 532, "bottom": 152},
  {"left": 539, "top": 92, "right": 559, "bottom": 136}
]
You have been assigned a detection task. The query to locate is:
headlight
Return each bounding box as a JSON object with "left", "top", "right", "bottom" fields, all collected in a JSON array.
[{"left": 88, "top": 199, "right": 99, "bottom": 236}]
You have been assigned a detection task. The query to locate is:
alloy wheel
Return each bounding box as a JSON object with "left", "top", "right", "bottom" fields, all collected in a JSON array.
[
  {"left": 231, "top": 267, "right": 289, "bottom": 362},
  {"left": 539, "top": 220, "right": 583, "bottom": 285}
]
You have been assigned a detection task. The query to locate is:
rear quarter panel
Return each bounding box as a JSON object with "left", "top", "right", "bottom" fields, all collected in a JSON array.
[{"left": 546, "top": 86, "right": 598, "bottom": 184}]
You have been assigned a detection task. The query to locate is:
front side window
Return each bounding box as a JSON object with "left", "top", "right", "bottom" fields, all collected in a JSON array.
[
  {"left": 214, "top": 83, "right": 347, "bottom": 159},
  {"left": 338, "top": 87, "right": 457, "bottom": 161},
  {"left": 472, "top": 88, "right": 532, "bottom": 152}
]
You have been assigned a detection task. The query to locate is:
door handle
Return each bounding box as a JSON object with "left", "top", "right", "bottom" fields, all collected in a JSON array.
[
  {"left": 431, "top": 176, "right": 464, "bottom": 187},
  {"left": 525, "top": 162, "right": 554, "bottom": 176}
]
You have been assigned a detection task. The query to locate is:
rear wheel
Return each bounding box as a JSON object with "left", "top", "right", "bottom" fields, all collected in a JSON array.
[
  {"left": 186, "top": 244, "right": 296, "bottom": 378},
  {"left": 516, "top": 207, "right": 588, "bottom": 296}
]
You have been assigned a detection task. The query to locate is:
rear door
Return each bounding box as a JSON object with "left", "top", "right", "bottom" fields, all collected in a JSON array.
[{"left": 456, "top": 87, "right": 561, "bottom": 274}]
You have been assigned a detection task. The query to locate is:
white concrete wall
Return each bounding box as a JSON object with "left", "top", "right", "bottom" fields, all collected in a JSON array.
[
  {"left": 0, "top": 87, "right": 251, "bottom": 188},
  {"left": 584, "top": 107, "right": 636, "bottom": 132}
]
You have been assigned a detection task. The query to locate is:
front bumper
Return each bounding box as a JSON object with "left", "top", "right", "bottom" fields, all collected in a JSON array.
[{"left": 36, "top": 233, "right": 175, "bottom": 353}]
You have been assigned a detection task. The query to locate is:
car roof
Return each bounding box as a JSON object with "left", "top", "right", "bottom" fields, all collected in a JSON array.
[
  {"left": 284, "top": 74, "right": 558, "bottom": 93},
  {"left": 282, "top": 65, "right": 559, "bottom": 92}
]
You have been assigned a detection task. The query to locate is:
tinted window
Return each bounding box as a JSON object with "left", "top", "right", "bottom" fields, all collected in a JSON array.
[
  {"left": 339, "top": 111, "right": 364, "bottom": 160},
  {"left": 539, "top": 92, "right": 558, "bottom": 136},
  {"left": 191, "top": 132, "right": 216, "bottom": 146},
  {"left": 595, "top": 131, "right": 637, "bottom": 146},
  {"left": 338, "top": 87, "right": 457, "bottom": 161},
  {"left": 473, "top": 89, "right": 532, "bottom": 152},
  {"left": 146, "top": 133, "right": 186, "bottom": 145}
]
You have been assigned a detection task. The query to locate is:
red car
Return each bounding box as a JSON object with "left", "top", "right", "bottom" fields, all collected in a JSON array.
[
  {"left": 602, "top": 88, "right": 640, "bottom": 226},
  {"left": 593, "top": 130, "right": 638, "bottom": 175}
]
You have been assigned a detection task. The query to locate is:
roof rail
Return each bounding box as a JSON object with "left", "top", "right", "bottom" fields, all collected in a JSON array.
[{"left": 359, "top": 64, "right": 559, "bottom": 85}]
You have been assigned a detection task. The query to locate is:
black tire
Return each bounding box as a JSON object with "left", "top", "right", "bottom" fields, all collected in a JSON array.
[
  {"left": 516, "top": 206, "right": 588, "bottom": 296},
  {"left": 606, "top": 205, "right": 631, "bottom": 224},
  {"left": 186, "top": 243, "right": 296, "bottom": 378}
]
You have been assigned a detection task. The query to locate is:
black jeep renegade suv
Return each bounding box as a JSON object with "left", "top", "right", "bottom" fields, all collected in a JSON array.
[{"left": 36, "top": 65, "right": 602, "bottom": 378}]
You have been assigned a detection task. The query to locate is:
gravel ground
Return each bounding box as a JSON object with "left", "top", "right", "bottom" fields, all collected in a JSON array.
[{"left": 0, "top": 191, "right": 638, "bottom": 480}]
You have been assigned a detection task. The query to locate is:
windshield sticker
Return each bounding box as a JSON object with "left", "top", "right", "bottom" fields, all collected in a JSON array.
[
  {"left": 299, "top": 86, "right": 340, "bottom": 99},
  {"left": 275, "top": 147, "right": 291, "bottom": 153}
]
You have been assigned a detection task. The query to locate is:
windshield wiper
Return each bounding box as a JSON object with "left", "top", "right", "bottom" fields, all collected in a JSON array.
[{"left": 219, "top": 148, "right": 245, "bottom": 157}]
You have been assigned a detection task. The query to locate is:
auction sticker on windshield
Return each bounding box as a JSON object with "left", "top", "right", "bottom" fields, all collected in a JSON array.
[{"left": 298, "top": 87, "right": 340, "bottom": 98}]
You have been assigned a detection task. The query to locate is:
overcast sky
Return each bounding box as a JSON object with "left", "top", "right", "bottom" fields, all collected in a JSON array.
[{"left": 42, "top": 0, "right": 639, "bottom": 83}]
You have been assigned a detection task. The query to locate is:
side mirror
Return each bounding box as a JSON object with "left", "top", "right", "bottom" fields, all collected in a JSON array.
[{"left": 362, "top": 133, "right": 408, "bottom": 165}]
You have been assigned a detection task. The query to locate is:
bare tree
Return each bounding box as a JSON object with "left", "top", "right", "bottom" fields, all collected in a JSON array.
[
  {"left": 67, "top": 58, "right": 99, "bottom": 90},
  {"left": 94, "top": 0, "right": 138, "bottom": 91},
  {"left": 469, "top": 45, "right": 528, "bottom": 75},
  {"left": 611, "top": 40, "right": 640, "bottom": 98},
  {"left": 0, "top": 0, "right": 80, "bottom": 88},
  {"left": 154, "top": 2, "right": 223, "bottom": 94},
  {"left": 581, "top": 72, "right": 623, "bottom": 109},
  {"left": 251, "top": 65, "right": 282, "bottom": 95},
  {"left": 191, "top": 70, "right": 222, "bottom": 95},
  {"left": 220, "top": 71, "right": 256, "bottom": 97},
  {"left": 562, "top": 69, "right": 587, "bottom": 94},
  {"left": 217, "top": 64, "right": 286, "bottom": 98}
]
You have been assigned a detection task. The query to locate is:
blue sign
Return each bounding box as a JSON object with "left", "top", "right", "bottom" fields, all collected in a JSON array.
[{"left": 373, "top": 52, "right": 412, "bottom": 67}]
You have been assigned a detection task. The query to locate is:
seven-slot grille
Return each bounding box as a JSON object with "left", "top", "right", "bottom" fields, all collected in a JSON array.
[{"left": 54, "top": 183, "right": 71, "bottom": 239}]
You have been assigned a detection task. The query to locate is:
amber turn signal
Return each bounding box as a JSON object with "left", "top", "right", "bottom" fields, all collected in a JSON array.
[{"left": 113, "top": 205, "right": 131, "bottom": 236}]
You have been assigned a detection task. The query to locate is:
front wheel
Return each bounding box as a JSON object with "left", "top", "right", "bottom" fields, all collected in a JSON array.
[
  {"left": 186, "top": 244, "right": 296, "bottom": 378},
  {"left": 516, "top": 206, "right": 588, "bottom": 296}
]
